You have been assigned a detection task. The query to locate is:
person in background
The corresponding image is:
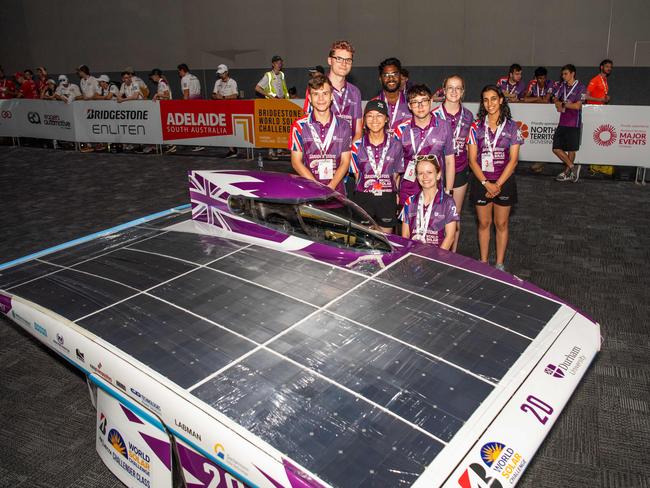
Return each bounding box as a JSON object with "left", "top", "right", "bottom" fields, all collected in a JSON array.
[
  {"left": 524, "top": 67, "right": 554, "bottom": 103},
  {"left": 16, "top": 71, "right": 39, "bottom": 99},
  {"left": 0, "top": 67, "right": 16, "bottom": 99},
  {"left": 375, "top": 57, "right": 411, "bottom": 133},
  {"left": 497, "top": 63, "right": 526, "bottom": 103},
  {"left": 288, "top": 86, "right": 298, "bottom": 98},
  {"left": 308, "top": 65, "right": 325, "bottom": 78},
  {"left": 467, "top": 85, "right": 524, "bottom": 271},
  {"left": 431, "top": 85, "right": 445, "bottom": 103},
  {"left": 400, "top": 67, "right": 413, "bottom": 92},
  {"left": 586, "top": 59, "right": 613, "bottom": 105},
  {"left": 95, "top": 75, "right": 118, "bottom": 99},
  {"left": 35, "top": 66, "right": 48, "bottom": 96},
  {"left": 117, "top": 71, "right": 143, "bottom": 102},
  {"left": 41, "top": 79, "right": 57, "bottom": 99},
  {"left": 289, "top": 75, "right": 352, "bottom": 194},
  {"left": 76, "top": 65, "right": 99, "bottom": 100},
  {"left": 124, "top": 67, "right": 149, "bottom": 99},
  {"left": 432, "top": 75, "right": 474, "bottom": 252},
  {"left": 148, "top": 69, "right": 170, "bottom": 101},
  {"left": 212, "top": 64, "right": 239, "bottom": 158},
  {"left": 54, "top": 75, "right": 81, "bottom": 103},
  {"left": 256, "top": 55, "right": 289, "bottom": 100},
  {"left": 176, "top": 63, "right": 204, "bottom": 153},
  {"left": 350, "top": 100, "right": 404, "bottom": 233},
  {"left": 401, "top": 155, "right": 459, "bottom": 250},
  {"left": 552, "top": 64, "right": 586, "bottom": 182},
  {"left": 395, "top": 84, "right": 455, "bottom": 207}
]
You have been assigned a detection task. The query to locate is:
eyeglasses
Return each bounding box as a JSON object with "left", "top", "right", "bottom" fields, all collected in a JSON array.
[
  {"left": 409, "top": 98, "right": 431, "bottom": 107},
  {"left": 381, "top": 71, "right": 400, "bottom": 79},
  {"left": 415, "top": 154, "right": 440, "bottom": 163},
  {"left": 445, "top": 86, "right": 463, "bottom": 92},
  {"left": 331, "top": 56, "right": 353, "bottom": 65}
]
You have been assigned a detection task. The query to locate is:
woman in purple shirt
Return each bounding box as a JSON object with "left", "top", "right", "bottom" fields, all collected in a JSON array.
[
  {"left": 467, "top": 85, "right": 524, "bottom": 271},
  {"left": 351, "top": 100, "right": 404, "bottom": 233},
  {"left": 401, "top": 155, "right": 459, "bottom": 250}
]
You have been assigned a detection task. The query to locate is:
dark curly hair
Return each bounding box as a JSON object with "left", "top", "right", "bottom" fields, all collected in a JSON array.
[{"left": 476, "top": 84, "right": 512, "bottom": 126}]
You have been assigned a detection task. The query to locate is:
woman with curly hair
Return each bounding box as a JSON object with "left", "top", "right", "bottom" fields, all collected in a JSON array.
[{"left": 467, "top": 85, "right": 524, "bottom": 271}]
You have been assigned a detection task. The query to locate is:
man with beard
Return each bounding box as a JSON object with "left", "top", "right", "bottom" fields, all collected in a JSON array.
[
  {"left": 374, "top": 58, "right": 411, "bottom": 133},
  {"left": 586, "top": 59, "right": 613, "bottom": 105},
  {"left": 496, "top": 63, "right": 526, "bottom": 103}
]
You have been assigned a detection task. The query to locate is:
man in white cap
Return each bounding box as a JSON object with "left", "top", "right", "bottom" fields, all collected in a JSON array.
[
  {"left": 95, "top": 75, "right": 118, "bottom": 100},
  {"left": 54, "top": 75, "right": 81, "bottom": 103},
  {"left": 212, "top": 64, "right": 239, "bottom": 158}
]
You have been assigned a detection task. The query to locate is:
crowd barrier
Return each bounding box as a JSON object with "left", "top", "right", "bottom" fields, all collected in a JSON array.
[{"left": 0, "top": 98, "right": 648, "bottom": 167}]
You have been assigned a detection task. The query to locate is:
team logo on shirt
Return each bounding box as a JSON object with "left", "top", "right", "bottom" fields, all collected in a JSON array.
[{"left": 593, "top": 124, "right": 617, "bottom": 146}]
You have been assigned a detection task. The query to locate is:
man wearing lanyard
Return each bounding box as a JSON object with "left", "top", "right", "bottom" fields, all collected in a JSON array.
[
  {"left": 496, "top": 64, "right": 526, "bottom": 103},
  {"left": 586, "top": 59, "right": 613, "bottom": 105},
  {"left": 289, "top": 75, "right": 352, "bottom": 194},
  {"left": 374, "top": 58, "right": 411, "bottom": 133},
  {"left": 524, "top": 67, "right": 554, "bottom": 103},
  {"left": 552, "top": 64, "right": 586, "bottom": 182},
  {"left": 303, "top": 40, "right": 362, "bottom": 142},
  {"left": 394, "top": 84, "right": 455, "bottom": 207}
]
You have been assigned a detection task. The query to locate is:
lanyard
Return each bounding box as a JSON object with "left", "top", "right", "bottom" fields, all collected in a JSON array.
[
  {"left": 563, "top": 81, "right": 579, "bottom": 102},
  {"left": 331, "top": 83, "right": 349, "bottom": 115},
  {"left": 382, "top": 91, "right": 404, "bottom": 128},
  {"left": 415, "top": 192, "right": 436, "bottom": 241},
  {"left": 365, "top": 136, "right": 391, "bottom": 179},
  {"left": 448, "top": 106, "right": 465, "bottom": 148},
  {"left": 535, "top": 83, "right": 546, "bottom": 97},
  {"left": 484, "top": 118, "right": 506, "bottom": 156},
  {"left": 409, "top": 123, "right": 434, "bottom": 159},
  {"left": 307, "top": 115, "right": 337, "bottom": 157},
  {"left": 601, "top": 75, "right": 608, "bottom": 95}
]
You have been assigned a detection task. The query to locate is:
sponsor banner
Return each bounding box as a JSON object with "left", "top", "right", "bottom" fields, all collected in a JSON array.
[
  {"left": 74, "top": 101, "right": 162, "bottom": 144},
  {"left": 160, "top": 99, "right": 255, "bottom": 147},
  {"left": 254, "top": 99, "right": 304, "bottom": 148},
  {"left": 0, "top": 99, "right": 20, "bottom": 136},
  {"left": 96, "top": 388, "right": 172, "bottom": 488},
  {"left": 507, "top": 104, "right": 561, "bottom": 163},
  {"left": 12, "top": 99, "right": 75, "bottom": 140},
  {"left": 580, "top": 105, "right": 649, "bottom": 166}
]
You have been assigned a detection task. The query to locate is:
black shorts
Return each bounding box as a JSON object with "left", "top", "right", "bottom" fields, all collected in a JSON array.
[
  {"left": 352, "top": 191, "right": 399, "bottom": 227},
  {"left": 553, "top": 126, "right": 581, "bottom": 151},
  {"left": 454, "top": 167, "right": 469, "bottom": 188},
  {"left": 470, "top": 174, "right": 518, "bottom": 206}
]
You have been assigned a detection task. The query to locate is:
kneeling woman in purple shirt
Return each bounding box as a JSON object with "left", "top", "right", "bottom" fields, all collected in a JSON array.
[
  {"left": 350, "top": 99, "right": 404, "bottom": 233},
  {"left": 400, "top": 155, "right": 459, "bottom": 250},
  {"left": 467, "top": 85, "right": 524, "bottom": 271}
]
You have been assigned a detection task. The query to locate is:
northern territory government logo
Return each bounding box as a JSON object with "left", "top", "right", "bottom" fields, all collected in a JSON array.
[{"left": 544, "top": 345, "right": 586, "bottom": 378}]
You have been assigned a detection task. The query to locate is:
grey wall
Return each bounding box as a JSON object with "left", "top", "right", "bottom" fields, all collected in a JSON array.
[{"left": 1, "top": 0, "right": 649, "bottom": 102}]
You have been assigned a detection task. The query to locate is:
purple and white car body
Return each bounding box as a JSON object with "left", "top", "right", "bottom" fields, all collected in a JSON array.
[{"left": 0, "top": 170, "right": 600, "bottom": 488}]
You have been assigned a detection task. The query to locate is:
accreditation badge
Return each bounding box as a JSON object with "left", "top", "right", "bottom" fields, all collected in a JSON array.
[
  {"left": 404, "top": 160, "right": 417, "bottom": 182},
  {"left": 315, "top": 159, "right": 334, "bottom": 180},
  {"left": 481, "top": 153, "right": 494, "bottom": 172}
]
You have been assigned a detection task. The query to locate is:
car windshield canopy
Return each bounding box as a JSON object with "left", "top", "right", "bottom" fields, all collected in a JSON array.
[{"left": 229, "top": 194, "right": 392, "bottom": 253}]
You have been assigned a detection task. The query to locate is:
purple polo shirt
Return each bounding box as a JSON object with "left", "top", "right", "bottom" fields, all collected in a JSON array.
[
  {"left": 374, "top": 90, "right": 412, "bottom": 131},
  {"left": 401, "top": 192, "right": 459, "bottom": 247},
  {"left": 526, "top": 79, "right": 555, "bottom": 98},
  {"left": 289, "top": 112, "right": 352, "bottom": 194},
  {"left": 496, "top": 77, "right": 526, "bottom": 100},
  {"left": 554, "top": 80, "right": 586, "bottom": 128},
  {"left": 303, "top": 79, "right": 362, "bottom": 139},
  {"left": 467, "top": 118, "right": 524, "bottom": 180},
  {"left": 394, "top": 116, "right": 454, "bottom": 205},
  {"left": 351, "top": 134, "right": 404, "bottom": 193},
  {"left": 431, "top": 104, "right": 474, "bottom": 173}
]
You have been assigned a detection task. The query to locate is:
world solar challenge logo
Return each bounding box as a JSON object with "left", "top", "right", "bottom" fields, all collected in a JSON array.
[
  {"left": 479, "top": 441, "right": 526, "bottom": 485},
  {"left": 108, "top": 428, "right": 128, "bottom": 459}
]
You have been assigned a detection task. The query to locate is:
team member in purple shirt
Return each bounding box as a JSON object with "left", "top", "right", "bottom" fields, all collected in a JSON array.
[
  {"left": 467, "top": 85, "right": 524, "bottom": 271},
  {"left": 350, "top": 100, "right": 405, "bottom": 233},
  {"left": 552, "top": 64, "right": 586, "bottom": 183},
  {"left": 289, "top": 75, "right": 352, "bottom": 194},
  {"left": 432, "top": 74, "right": 474, "bottom": 252},
  {"left": 524, "top": 67, "right": 554, "bottom": 103},
  {"left": 374, "top": 58, "right": 411, "bottom": 133},
  {"left": 401, "top": 155, "right": 459, "bottom": 250},
  {"left": 395, "top": 84, "right": 455, "bottom": 207},
  {"left": 496, "top": 63, "right": 526, "bottom": 103},
  {"left": 303, "top": 40, "right": 363, "bottom": 142}
]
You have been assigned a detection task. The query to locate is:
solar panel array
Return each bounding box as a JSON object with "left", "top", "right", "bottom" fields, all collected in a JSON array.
[{"left": 0, "top": 213, "right": 561, "bottom": 487}]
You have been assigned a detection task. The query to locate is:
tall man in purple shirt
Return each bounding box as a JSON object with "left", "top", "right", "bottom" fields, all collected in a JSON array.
[
  {"left": 496, "top": 64, "right": 526, "bottom": 103},
  {"left": 289, "top": 75, "right": 352, "bottom": 194},
  {"left": 552, "top": 64, "right": 586, "bottom": 182},
  {"left": 374, "top": 58, "right": 412, "bottom": 133},
  {"left": 395, "top": 84, "right": 455, "bottom": 206}
]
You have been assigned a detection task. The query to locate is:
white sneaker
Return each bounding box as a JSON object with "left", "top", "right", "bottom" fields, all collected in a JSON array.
[
  {"left": 570, "top": 165, "right": 582, "bottom": 182},
  {"left": 556, "top": 169, "right": 571, "bottom": 182},
  {"left": 191, "top": 146, "right": 205, "bottom": 152},
  {"left": 164, "top": 145, "right": 177, "bottom": 154}
]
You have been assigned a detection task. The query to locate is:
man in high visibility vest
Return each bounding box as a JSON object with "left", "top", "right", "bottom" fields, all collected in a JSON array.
[
  {"left": 255, "top": 55, "right": 289, "bottom": 99},
  {"left": 256, "top": 55, "right": 289, "bottom": 159}
]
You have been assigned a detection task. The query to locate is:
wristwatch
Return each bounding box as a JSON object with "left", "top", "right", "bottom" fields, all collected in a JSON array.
[
  {"left": 481, "top": 179, "right": 487, "bottom": 186},
  {"left": 445, "top": 189, "right": 454, "bottom": 196}
]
